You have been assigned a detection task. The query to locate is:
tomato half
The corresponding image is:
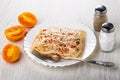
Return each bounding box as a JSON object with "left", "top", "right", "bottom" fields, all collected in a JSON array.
[
  {"left": 18, "top": 12, "right": 37, "bottom": 28},
  {"left": 2, "top": 44, "right": 20, "bottom": 63},
  {"left": 4, "top": 26, "right": 26, "bottom": 41}
]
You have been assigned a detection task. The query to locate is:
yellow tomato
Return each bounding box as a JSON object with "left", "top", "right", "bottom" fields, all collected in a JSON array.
[
  {"left": 2, "top": 44, "right": 20, "bottom": 63},
  {"left": 18, "top": 12, "right": 37, "bottom": 28},
  {"left": 4, "top": 26, "right": 26, "bottom": 41}
]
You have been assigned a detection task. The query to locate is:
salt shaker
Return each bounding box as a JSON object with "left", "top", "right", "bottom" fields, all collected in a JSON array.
[
  {"left": 94, "top": 5, "right": 107, "bottom": 32},
  {"left": 99, "top": 22, "right": 115, "bottom": 52}
]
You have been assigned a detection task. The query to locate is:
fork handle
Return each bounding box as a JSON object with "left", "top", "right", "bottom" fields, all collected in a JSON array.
[
  {"left": 63, "top": 57, "right": 115, "bottom": 67},
  {"left": 85, "top": 60, "right": 115, "bottom": 67}
]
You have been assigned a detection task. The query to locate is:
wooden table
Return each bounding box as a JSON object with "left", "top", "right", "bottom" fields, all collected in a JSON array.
[{"left": 0, "top": 0, "right": 120, "bottom": 80}]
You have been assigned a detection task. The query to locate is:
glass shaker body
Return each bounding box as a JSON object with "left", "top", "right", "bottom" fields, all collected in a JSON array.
[
  {"left": 94, "top": 14, "right": 107, "bottom": 32},
  {"left": 99, "top": 30, "right": 115, "bottom": 52}
]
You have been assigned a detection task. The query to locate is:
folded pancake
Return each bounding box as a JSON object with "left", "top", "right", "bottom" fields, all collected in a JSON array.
[{"left": 31, "top": 27, "right": 86, "bottom": 60}]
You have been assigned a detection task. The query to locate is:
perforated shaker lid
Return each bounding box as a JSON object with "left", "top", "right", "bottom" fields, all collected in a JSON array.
[
  {"left": 95, "top": 5, "right": 107, "bottom": 14},
  {"left": 101, "top": 22, "right": 114, "bottom": 33}
]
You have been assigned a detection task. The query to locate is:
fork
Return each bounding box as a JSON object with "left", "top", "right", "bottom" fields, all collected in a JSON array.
[{"left": 32, "top": 50, "right": 115, "bottom": 67}]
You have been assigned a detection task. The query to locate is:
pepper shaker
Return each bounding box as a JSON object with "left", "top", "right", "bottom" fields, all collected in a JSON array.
[
  {"left": 99, "top": 22, "right": 115, "bottom": 52},
  {"left": 94, "top": 5, "right": 107, "bottom": 32}
]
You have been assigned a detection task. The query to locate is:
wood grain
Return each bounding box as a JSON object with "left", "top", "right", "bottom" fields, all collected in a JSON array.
[{"left": 0, "top": 0, "right": 120, "bottom": 80}]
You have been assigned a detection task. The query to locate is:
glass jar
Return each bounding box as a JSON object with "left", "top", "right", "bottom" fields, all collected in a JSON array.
[
  {"left": 99, "top": 22, "right": 115, "bottom": 52},
  {"left": 94, "top": 5, "right": 107, "bottom": 32}
]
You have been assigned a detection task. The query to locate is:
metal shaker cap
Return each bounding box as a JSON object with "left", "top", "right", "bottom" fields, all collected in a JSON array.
[
  {"left": 95, "top": 5, "right": 107, "bottom": 14},
  {"left": 101, "top": 22, "right": 115, "bottom": 33}
]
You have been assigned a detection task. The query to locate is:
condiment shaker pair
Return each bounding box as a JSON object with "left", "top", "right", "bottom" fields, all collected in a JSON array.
[{"left": 93, "top": 5, "right": 115, "bottom": 52}]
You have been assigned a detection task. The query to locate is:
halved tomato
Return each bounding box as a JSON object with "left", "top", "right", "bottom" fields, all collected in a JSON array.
[
  {"left": 18, "top": 12, "right": 37, "bottom": 28},
  {"left": 2, "top": 44, "right": 20, "bottom": 63},
  {"left": 4, "top": 26, "right": 26, "bottom": 41}
]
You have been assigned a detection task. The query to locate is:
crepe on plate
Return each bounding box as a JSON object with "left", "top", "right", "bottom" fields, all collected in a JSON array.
[{"left": 31, "top": 27, "right": 86, "bottom": 60}]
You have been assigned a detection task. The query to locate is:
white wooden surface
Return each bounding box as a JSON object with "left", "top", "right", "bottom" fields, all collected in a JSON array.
[{"left": 0, "top": 0, "right": 120, "bottom": 80}]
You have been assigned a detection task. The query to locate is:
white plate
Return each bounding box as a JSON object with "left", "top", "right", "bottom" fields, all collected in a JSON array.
[{"left": 24, "top": 24, "right": 96, "bottom": 67}]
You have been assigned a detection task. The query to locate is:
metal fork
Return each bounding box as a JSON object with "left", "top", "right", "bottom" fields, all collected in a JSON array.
[{"left": 32, "top": 50, "right": 115, "bottom": 67}]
